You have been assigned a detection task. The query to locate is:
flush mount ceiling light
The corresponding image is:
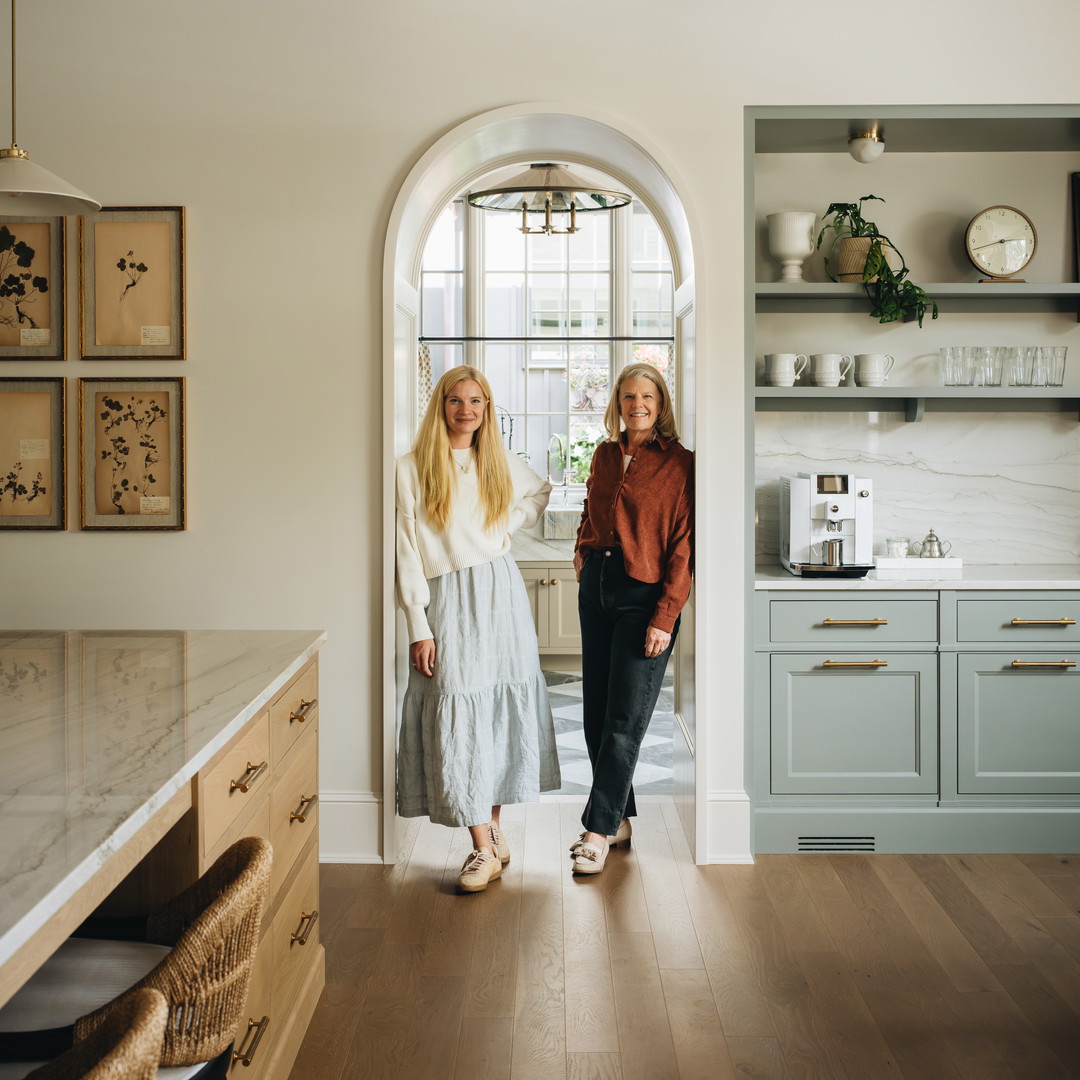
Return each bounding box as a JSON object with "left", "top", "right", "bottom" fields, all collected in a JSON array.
[
  {"left": 848, "top": 129, "right": 885, "bottom": 164},
  {"left": 467, "top": 163, "right": 631, "bottom": 235},
  {"left": 0, "top": 0, "right": 100, "bottom": 215}
]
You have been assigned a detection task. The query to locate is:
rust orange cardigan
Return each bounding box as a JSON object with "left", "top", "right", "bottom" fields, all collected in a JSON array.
[{"left": 573, "top": 433, "right": 694, "bottom": 634}]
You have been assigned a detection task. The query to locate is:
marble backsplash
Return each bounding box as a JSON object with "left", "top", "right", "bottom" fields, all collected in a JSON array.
[{"left": 756, "top": 409, "right": 1080, "bottom": 565}]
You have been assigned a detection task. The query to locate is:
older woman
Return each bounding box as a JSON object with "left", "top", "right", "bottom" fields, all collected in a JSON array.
[
  {"left": 571, "top": 362, "right": 693, "bottom": 874},
  {"left": 396, "top": 366, "right": 561, "bottom": 893}
]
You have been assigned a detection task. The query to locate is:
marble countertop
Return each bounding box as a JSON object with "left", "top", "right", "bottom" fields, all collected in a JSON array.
[
  {"left": 755, "top": 564, "right": 1080, "bottom": 590},
  {"left": 0, "top": 628, "right": 325, "bottom": 972}
]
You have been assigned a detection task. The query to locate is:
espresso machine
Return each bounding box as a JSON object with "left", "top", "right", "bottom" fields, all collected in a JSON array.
[{"left": 779, "top": 473, "right": 875, "bottom": 577}]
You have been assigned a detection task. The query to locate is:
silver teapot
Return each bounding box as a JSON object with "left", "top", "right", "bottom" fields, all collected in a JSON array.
[{"left": 911, "top": 528, "right": 952, "bottom": 558}]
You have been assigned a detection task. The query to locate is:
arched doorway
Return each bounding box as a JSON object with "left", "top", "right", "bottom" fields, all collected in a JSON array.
[{"left": 381, "top": 102, "right": 703, "bottom": 861}]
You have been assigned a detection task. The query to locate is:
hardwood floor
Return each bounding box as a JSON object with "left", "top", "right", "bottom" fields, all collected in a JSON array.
[{"left": 288, "top": 801, "right": 1080, "bottom": 1079}]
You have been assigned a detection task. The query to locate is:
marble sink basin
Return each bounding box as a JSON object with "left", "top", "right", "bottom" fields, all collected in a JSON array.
[{"left": 542, "top": 505, "right": 582, "bottom": 539}]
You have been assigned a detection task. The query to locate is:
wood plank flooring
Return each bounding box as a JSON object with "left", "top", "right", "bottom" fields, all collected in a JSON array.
[{"left": 288, "top": 801, "right": 1080, "bottom": 1080}]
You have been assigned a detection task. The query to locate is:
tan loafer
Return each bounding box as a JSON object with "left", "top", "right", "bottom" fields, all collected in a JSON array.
[
  {"left": 569, "top": 818, "right": 632, "bottom": 854},
  {"left": 489, "top": 822, "right": 511, "bottom": 865},
  {"left": 572, "top": 841, "right": 609, "bottom": 875},
  {"left": 457, "top": 848, "right": 502, "bottom": 893}
]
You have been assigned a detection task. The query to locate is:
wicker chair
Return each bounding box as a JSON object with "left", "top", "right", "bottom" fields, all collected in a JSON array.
[
  {"left": 0, "top": 837, "right": 272, "bottom": 1074},
  {"left": 20, "top": 988, "right": 167, "bottom": 1080}
]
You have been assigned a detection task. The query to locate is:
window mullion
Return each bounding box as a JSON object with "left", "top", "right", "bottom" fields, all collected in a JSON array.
[
  {"left": 612, "top": 200, "right": 631, "bottom": 373},
  {"left": 464, "top": 201, "right": 483, "bottom": 368}
]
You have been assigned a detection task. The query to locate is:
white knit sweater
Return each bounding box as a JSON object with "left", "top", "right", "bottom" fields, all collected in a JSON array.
[{"left": 395, "top": 447, "right": 552, "bottom": 643}]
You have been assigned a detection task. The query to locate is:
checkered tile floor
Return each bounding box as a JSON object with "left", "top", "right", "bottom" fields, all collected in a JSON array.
[{"left": 544, "top": 669, "right": 674, "bottom": 796}]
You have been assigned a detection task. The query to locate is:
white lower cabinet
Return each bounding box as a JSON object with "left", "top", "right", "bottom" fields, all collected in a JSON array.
[{"left": 519, "top": 564, "right": 581, "bottom": 653}]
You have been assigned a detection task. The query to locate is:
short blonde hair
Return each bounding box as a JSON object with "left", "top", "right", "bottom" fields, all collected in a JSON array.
[
  {"left": 603, "top": 362, "right": 679, "bottom": 442},
  {"left": 412, "top": 365, "right": 512, "bottom": 531}
]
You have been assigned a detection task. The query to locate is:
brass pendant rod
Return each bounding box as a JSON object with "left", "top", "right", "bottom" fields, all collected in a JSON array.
[{"left": 8, "top": 0, "right": 15, "bottom": 148}]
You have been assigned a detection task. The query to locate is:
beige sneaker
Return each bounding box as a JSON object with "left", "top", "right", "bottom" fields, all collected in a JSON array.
[
  {"left": 457, "top": 847, "right": 503, "bottom": 893},
  {"left": 489, "top": 822, "right": 511, "bottom": 865},
  {"left": 569, "top": 818, "right": 632, "bottom": 854}
]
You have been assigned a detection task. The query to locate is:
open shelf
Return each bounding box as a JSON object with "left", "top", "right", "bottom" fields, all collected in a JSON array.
[{"left": 754, "top": 385, "right": 1080, "bottom": 422}]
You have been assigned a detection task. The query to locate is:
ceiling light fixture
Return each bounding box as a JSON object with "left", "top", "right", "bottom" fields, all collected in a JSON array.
[
  {"left": 0, "top": 0, "right": 100, "bottom": 215},
  {"left": 848, "top": 129, "right": 885, "bottom": 164},
  {"left": 467, "top": 163, "right": 631, "bottom": 236}
]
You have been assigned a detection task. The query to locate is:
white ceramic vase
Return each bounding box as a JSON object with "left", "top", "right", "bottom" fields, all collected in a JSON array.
[{"left": 766, "top": 211, "right": 816, "bottom": 283}]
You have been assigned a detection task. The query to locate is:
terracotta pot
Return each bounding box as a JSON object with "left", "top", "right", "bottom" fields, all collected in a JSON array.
[{"left": 835, "top": 236, "right": 899, "bottom": 282}]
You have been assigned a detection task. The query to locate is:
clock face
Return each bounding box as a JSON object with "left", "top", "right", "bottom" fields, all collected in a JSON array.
[{"left": 965, "top": 206, "right": 1037, "bottom": 278}]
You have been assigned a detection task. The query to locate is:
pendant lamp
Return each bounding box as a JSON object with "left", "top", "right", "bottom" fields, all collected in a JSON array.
[
  {"left": 467, "top": 163, "right": 630, "bottom": 236},
  {"left": 0, "top": 0, "right": 100, "bottom": 215}
]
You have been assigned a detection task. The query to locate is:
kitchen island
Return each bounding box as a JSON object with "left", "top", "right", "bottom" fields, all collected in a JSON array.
[{"left": 0, "top": 628, "right": 325, "bottom": 1076}]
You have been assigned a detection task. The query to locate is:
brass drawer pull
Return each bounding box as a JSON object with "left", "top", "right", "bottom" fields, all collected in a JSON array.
[
  {"left": 1010, "top": 659, "right": 1077, "bottom": 667},
  {"left": 821, "top": 618, "right": 888, "bottom": 626},
  {"left": 229, "top": 760, "right": 268, "bottom": 793},
  {"left": 539, "top": 578, "right": 548, "bottom": 585},
  {"left": 291, "top": 908, "right": 319, "bottom": 946},
  {"left": 233, "top": 1015, "right": 270, "bottom": 1066},
  {"left": 550, "top": 578, "right": 559, "bottom": 586},
  {"left": 822, "top": 659, "right": 889, "bottom": 667},
  {"left": 290, "top": 793, "right": 318, "bottom": 823},
  {"left": 1010, "top": 617, "right": 1076, "bottom": 626},
  {"left": 289, "top": 697, "right": 317, "bottom": 723}
]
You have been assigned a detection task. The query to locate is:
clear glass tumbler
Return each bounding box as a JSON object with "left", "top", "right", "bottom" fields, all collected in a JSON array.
[
  {"left": 1004, "top": 345, "right": 1035, "bottom": 386},
  {"left": 939, "top": 346, "right": 967, "bottom": 386},
  {"left": 971, "top": 345, "right": 1002, "bottom": 386},
  {"left": 1039, "top": 345, "right": 1067, "bottom": 386}
]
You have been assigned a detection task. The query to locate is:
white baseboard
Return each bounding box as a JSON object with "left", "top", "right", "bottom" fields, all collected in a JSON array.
[
  {"left": 319, "top": 790, "right": 384, "bottom": 863},
  {"left": 706, "top": 789, "right": 754, "bottom": 863}
]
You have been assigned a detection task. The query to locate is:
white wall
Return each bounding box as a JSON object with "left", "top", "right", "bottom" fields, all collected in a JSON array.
[{"left": 4, "top": 0, "right": 1080, "bottom": 861}]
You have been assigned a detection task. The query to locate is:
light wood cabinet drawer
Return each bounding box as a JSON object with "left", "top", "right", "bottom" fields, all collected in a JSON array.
[
  {"left": 269, "top": 725, "right": 319, "bottom": 896},
  {"left": 228, "top": 929, "right": 275, "bottom": 1077},
  {"left": 270, "top": 841, "right": 320, "bottom": 1012},
  {"left": 956, "top": 597, "right": 1080, "bottom": 643},
  {"left": 269, "top": 659, "right": 319, "bottom": 765},
  {"left": 770, "top": 598, "right": 938, "bottom": 643},
  {"left": 200, "top": 712, "right": 271, "bottom": 857}
]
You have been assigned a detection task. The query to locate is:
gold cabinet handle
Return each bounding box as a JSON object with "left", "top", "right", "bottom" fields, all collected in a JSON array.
[
  {"left": 232, "top": 1015, "right": 270, "bottom": 1066},
  {"left": 229, "top": 760, "right": 268, "bottom": 793},
  {"left": 550, "top": 578, "right": 559, "bottom": 586},
  {"left": 1010, "top": 617, "right": 1077, "bottom": 626},
  {"left": 539, "top": 578, "right": 548, "bottom": 585},
  {"left": 1010, "top": 659, "right": 1077, "bottom": 667},
  {"left": 291, "top": 909, "right": 319, "bottom": 946},
  {"left": 290, "top": 793, "right": 318, "bottom": 823},
  {"left": 821, "top": 618, "right": 888, "bottom": 626},
  {"left": 289, "top": 697, "right": 317, "bottom": 723},
  {"left": 822, "top": 659, "right": 889, "bottom": 667}
]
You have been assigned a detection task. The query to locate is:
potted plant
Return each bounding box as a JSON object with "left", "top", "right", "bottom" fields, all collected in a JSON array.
[{"left": 815, "top": 194, "right": 938, "bottom": 327}]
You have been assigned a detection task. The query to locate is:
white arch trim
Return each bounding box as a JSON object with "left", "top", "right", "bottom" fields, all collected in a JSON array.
[{"left": 381, "top": 101, "right": 710, "bottom": 863}]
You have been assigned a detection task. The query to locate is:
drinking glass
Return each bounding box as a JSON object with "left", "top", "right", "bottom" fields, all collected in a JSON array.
[
  {"left": 971, "top": 345, "right": 1002, "bottom": 386},
  {"left": 1004, "top": 345, "right": 1035, "bottom": 386},
  {"left": 940, "top": 346, "right": 965, "bottom": 386},
  {"left": 1039, "top": 345, "right": 1068, "bottom": 386}
]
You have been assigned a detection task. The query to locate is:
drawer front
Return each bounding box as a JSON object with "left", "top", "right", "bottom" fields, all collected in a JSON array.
[
  {"left": 269, "top": 658, "right": 319, "bottom": 765},
  {"left": 271, "top": 841, "right": 321, "bottom": 1011},
  {"left": 201, "top": 712, "right": 271, "bottom": 856},
  {"left": 228, "top": 930, "right": 275, "bottom": 1076},
  {"left": 957, "top": 652, "right": 1080, "bottom": 794},
  {"left": 770, "top": 599, "right": 938, "bottom": 643},
  {"left": 956, "top": 598, "right": 1080, "bottom": 643},
  {"left": 270, "top": 724, "right": 319, "bottom": 895},
  {"left": 770, "top": 652, "right": 938, "bottom": 795}
]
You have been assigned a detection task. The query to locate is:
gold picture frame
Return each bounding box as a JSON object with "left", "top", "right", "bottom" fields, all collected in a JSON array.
[
  {"left": 79, "top": 206, "right": 185, "bottom": 361},
  {"left": 0, "top": 217, "right": 65, "bottom": 361},
  {"left": 0, "top": 376, "right": 65, "bottom": 529},
  {"left": 79, "top": 376, "right": 185, "bottom": 530}
]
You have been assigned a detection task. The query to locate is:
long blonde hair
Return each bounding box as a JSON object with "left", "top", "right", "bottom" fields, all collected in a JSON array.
[
  {"left": 603, "top": 362, "right": 679, "bottom": 442},
  {"left": 413, "top": 365, "right": 513, "bottom": 532}
]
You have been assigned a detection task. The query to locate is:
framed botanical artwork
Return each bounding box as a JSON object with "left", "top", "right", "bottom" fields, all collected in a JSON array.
[
  {"left": 79, "top": 206, "right": 185, "bottom": 360},
  {"left": 0, "top": 377, "right": 65, "bottom": 529},
  {"left": 79, "top": 376, "right": 185, "bottom": 530},
  {"left": 0, "top": 217, "right": 65, "bottom": 361}
]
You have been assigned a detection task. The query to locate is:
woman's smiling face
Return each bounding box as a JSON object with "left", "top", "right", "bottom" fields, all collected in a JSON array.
[{"left": 444, "top": 379, "right": 487, "bottom": 446}]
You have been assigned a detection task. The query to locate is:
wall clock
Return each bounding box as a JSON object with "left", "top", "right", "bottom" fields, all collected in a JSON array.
[{"left": 964, "top": 205, "right": 1037, "bottom": 281}]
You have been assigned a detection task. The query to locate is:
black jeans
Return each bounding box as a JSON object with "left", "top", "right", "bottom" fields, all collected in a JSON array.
[{"left": 578, "top": 548, "right": 679, "bottom": 836}]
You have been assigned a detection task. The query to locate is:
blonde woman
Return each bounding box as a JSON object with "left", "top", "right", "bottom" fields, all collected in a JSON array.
[
  {"left": 571, "top": 363, "right": 693, "bottom": 874},
  {"left": 396, "top": 366, "right": 561, "bottom": 892}
]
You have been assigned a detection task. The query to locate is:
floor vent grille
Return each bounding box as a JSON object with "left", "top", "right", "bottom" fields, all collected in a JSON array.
[{"left": 797, "top": 836, "right": 876, "bottom": 853}]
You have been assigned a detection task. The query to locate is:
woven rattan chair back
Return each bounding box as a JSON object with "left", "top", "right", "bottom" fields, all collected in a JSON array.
[
  {"left": 24, "top": 988, "right": 167, "bottom": 1080},
  {"left": 73, "top": 836, "right": 273, "bottom": 1069}
]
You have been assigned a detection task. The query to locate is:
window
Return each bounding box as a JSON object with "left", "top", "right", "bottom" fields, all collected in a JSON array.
[{"left": 419, "top": 181, "right": 674, "bottom": 489}]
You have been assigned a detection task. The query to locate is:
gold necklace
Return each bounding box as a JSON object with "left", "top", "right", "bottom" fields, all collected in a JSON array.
[{"left": 454, "top": 451, "right": 473, "bottom": 474}]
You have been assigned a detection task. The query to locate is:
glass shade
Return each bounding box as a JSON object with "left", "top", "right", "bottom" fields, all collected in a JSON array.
[{"left": 467, "top": 163, "right": 631, "bottom": 215}]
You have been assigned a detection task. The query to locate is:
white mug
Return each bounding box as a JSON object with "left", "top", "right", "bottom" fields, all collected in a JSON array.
[
  {"left": 808, "top": 353, "right": 853, "bottom": 387},
  {"left": 764, "top": 353, "right": 808, "bottom": 387},
  {"left": 854, "top": 353, "right": 895, "bottom": 387}
]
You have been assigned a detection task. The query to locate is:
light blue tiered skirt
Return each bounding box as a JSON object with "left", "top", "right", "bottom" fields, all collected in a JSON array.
[{"left": 397, "top": 553, "right": 561, "bottom": 828}]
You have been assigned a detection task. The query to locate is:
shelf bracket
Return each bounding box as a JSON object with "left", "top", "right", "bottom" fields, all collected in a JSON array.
[{"left": 905, "top": 397, "right": 925, "bottom": 422}]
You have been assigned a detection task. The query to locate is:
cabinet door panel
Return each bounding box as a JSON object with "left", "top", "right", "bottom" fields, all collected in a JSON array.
[
  {"left": 957, "top": 653, "right": 1080, "bottom": 794},
  {"left": 518, "top": 567, "right": 546, "bottom": 644},
  {"left": 545, "top": 572, "right": 582, "bottom": 651},
  {"left": 771, "top": 653, "right": 938, "bottom": 794}
]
